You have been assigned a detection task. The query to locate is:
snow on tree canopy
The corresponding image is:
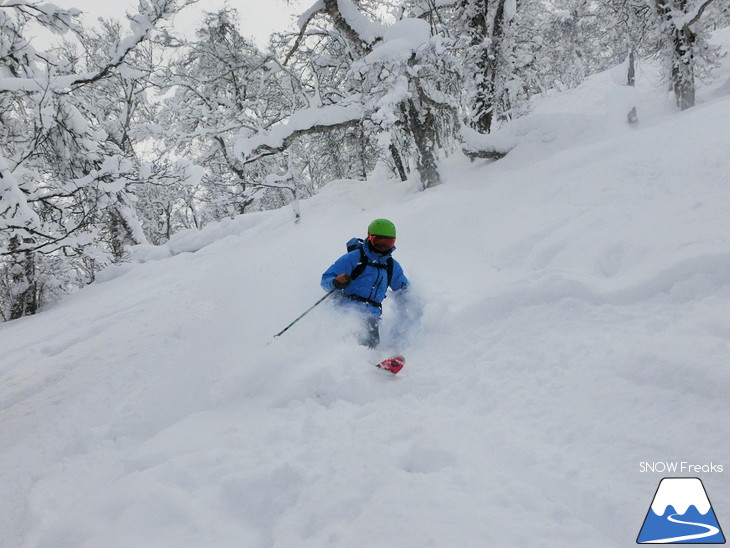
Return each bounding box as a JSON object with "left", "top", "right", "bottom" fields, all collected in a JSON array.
[
  {"left": 0, "top": 158, "right": 41, "bottom": 231},
  {"left": 174, "top": 160, "right": 205, "bottom": 187},
  {"left": 364, "top": 18, "right": 432, "bottom": 64},
  {"left": 504, "top": 0, "right": 517, "bottom": 22},
  {"left": 336, "top": 0, "right": 386, "bottom": 44},
  {"left": 382, "top": 17, "right": 431, "bottom": 47}
]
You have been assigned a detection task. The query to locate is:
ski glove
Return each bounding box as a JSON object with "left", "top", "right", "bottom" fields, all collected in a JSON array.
[{"left": 333, "top": 274, "right": 352, "bottom": 289}]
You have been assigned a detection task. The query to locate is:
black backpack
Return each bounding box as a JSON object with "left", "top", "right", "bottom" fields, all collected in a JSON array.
[{"left": 346, "top": 238, "right": 394, "bottom": 286}]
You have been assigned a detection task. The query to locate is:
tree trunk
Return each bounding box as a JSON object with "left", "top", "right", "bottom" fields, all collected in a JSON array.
[
  {"left": 322, "top": 0, "right": 443, "bottom": 188},
  {"left": 403, "top": 98, "right": 441, "bottom": 189},
  {"left": 672, "top": 24, "right": 696, "bottom": 110},
  {"left": 389, "top": 144, "right": 408, "bottom": 182},
  {"left": 655, "top": 0, "right": 698, "bottom": 110},
  {"left": 357, "top": 125, "right": 368, "bottom": 180},
  {"left": 8, "top": 237, "right": 38, "bottom": 320},
  {"left": 627, "top": 48, "right": 639, "bottom": 126},
  {"left": 465, "top": 0, "right": 509, "bottom": 133},
  {"left": 322, "top": 0, "right": 369, "bottom": 56},
  {"left": 109, "top": 210, "right": 127, "bottom": 262},
  {"left": 462, "top": 0, "right": 492, "bottom": 133}
]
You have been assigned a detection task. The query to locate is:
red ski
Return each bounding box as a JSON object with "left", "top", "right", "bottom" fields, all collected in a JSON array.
[{"left": 375, "top": 355, "right": 405, "bottom": 374}]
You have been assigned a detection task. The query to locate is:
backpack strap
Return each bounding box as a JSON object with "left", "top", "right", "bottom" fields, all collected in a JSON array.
[
  {"left": 348, "top": 238, "right": 394, "bottom": 287},
  {"left": 350, "top": 244, "right": 368, "bottom": 280}
]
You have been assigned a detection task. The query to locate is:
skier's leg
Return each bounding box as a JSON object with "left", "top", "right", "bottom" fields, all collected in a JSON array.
[{"left": 359, "top": 314, "right": 380, "bottom": 349}]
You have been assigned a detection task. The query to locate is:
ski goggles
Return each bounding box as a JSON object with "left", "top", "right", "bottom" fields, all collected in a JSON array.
[{"left": 368, "top": 234, "right": 396, "bottom": 250}]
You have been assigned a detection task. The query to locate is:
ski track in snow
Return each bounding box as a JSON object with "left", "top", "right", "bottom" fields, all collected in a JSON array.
[
  {"left": 644, "top": 514, "right": 720, "bottom": 543},
  {"left": 2, "top": 28, "right": 730, "bottom": 548}
]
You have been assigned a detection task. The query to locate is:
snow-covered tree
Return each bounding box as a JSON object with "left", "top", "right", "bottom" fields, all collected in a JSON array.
[
  {"left": 236, "top": 0, "right": 462, "bottom": 190},
  {"left": 3, "top": 0, "right": 727, "bottom": 321},
  {"left": 156, "top": 8, "right": 300, "bottom": 223},
  {"left": 0, "top": 0, "right": 194, "bottom": 319},
  {"left": 652, "top": 0, "right": 722, "bottom": 110},
  {"left": 452, "top": 0, "right": 518, "bottom": 133}
]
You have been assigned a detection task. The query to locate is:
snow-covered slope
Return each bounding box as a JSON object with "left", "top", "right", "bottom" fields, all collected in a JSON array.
[{"left": 2, "top": 30, "right": 730, "bottom": 547}]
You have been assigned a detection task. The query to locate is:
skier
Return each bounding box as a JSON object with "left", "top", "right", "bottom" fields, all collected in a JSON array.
[{"left": 321, "top": 218, "right": 409, "bottom": 348}]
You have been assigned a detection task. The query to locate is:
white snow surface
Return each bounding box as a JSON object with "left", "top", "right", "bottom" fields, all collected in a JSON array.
[{"left": 2, "top": 28, "right": 730, "bottom": 548}]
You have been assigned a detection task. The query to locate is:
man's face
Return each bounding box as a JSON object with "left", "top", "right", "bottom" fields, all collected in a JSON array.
[{"left": 368, "top": 234, "right": 396, "bottom": 252}]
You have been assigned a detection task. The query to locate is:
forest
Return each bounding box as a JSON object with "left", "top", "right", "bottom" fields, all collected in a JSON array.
[{"left": 1, "top": 0, "right": 728, "bottom": 320}]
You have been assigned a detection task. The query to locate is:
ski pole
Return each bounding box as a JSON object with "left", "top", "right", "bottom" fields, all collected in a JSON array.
[{"left": 273, "top": 289, "right": 336, "bottom": 338}]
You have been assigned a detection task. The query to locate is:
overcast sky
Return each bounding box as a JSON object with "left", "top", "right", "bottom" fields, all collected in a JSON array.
[{"left": 50, "top": 0, "right": 309, "bottom": 48}]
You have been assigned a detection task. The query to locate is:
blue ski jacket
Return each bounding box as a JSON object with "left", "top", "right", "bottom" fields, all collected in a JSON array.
[{"left": 321, "top": 240, "right": 408, "bottom": 317}]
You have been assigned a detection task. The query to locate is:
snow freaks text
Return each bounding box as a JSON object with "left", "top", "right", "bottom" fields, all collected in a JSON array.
[{"left": 639, "top": 462, "right": 724, "bottom": 474}]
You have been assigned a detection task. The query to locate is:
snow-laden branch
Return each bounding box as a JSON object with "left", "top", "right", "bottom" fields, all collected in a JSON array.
[
  {"left": 330, "top": 0, "right": 386, "bottom": 45},
  {"left": 284, "top": 0, "right": 327, "bottom": 65},
  {"left": 317, "top": 0, "right": 386, "bottom": 56},
  {"left": 297, "top": 0, "right": 326, "bottom": 28},
  {"left": 362, "top": 17, "right": 431, "bottom": 65},
  {"left": 670, "top": 0, "right": 718, "bottom": 29},
  {"left": 1, "top": 1, "right": 83, "bottom": 35},
  {"left": 263, "top": 171, "right": 295, "bottom": 191},
  {"left": 233, "top": 103, "right": 364, "bottom": 164},
  {"left": 0, "top": 0, "right": 194, "bottom": 92},
  {"left": 0, "top": 156, "right": 41, "bottom": 231},
  {"left": 459, "top": 126, "right": 512, "bottom": 161},
  {"left": 285, "top": 0, "right": 388, "bottom": 64}
]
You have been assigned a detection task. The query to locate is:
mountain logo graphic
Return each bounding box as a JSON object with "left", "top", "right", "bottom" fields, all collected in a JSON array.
[{"left": 637, "top": 477, "right": 726, "bottom": 544}]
